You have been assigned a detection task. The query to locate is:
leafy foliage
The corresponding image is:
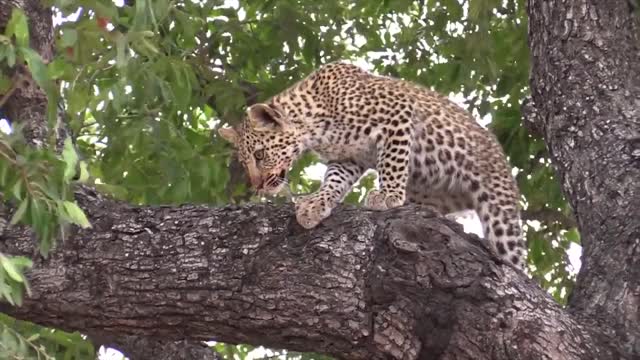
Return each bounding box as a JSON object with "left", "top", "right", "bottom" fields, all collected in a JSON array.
[
  {"left": 0, "top": 9, "right": 92, "bottom": 315},
  {"left": 0, "top": 0, "right": 580, "bottom": 358},
  {"left": 0, "top": 314, "right": 94, "bottom": 359}
]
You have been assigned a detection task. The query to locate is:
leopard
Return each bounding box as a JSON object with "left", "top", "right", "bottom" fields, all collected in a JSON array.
[{"left": 218, "top": 61, "right": 527, "bottom": 270}]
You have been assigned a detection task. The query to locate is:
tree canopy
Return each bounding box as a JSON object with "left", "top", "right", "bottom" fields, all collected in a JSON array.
[{"left": 0, "top": 0, "right": 585, "bottom": 358}]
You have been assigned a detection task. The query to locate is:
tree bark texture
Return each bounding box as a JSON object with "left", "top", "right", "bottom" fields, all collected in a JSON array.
[
  {"left": 527, "top": 0, "right": 640, "bottom": 355},
  {"left": 0, "top": 188, "right": 623, "bottom": 360}
]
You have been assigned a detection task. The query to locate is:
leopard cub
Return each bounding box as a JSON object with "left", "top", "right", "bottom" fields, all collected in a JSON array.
[{"left": 219, "top": 62, "right": 527, "bottom": 269}]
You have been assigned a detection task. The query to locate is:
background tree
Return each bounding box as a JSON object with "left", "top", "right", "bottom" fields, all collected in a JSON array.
[{"left": 0, "top": 0, "right": 637, "bottom": 359}]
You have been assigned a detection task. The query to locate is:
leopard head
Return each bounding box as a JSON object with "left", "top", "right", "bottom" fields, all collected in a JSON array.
[{"left": 218, "top": 103, "right": 303, "bottom": 196}]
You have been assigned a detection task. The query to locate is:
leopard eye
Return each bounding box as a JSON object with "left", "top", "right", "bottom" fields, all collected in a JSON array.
[{"left": 254, "top": 149, "right": 265, "bottom": 160}]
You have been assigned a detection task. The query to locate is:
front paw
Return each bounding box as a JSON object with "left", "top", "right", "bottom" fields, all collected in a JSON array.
[
  {"left": 295, "top": 195, "right": 334, "bottom": 229},
  {"left": 364, "top": 190, "right": 404, "bottom": 211}
]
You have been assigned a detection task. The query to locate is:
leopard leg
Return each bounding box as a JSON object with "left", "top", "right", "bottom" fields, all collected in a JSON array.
[
  {"left": 365, "top": 124, "right": 412, "bottom": 211},
  {"left": 295, "top": 161, "right": 364, "bottom": 229}
]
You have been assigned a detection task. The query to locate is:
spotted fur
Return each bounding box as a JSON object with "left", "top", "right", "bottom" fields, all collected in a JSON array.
[{"left": 218, "top": 62, "right": 527, "bottom": 269}]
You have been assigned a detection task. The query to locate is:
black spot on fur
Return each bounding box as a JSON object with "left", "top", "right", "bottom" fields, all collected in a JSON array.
[
  {"left": 496, "top": 242, "right": 507, "bottom": 255},
  {"left": 470, "top": 180, "right": 480, "bottom": 192}
]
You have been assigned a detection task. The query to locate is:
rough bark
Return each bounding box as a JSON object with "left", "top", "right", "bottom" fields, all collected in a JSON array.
[
  {"left": 0, "top": 187, "right": 621, "bottom": 360},
  {"left": 527, "top": 0, "right": 640, "bottom": 355}
]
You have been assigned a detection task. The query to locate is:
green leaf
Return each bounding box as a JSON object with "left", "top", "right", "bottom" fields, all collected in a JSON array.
[
  {"left": 62, "top": 201, "right": 91, "bottom": 228},
  {"left": 19, "top": 47, "right": 49, "bottom": 91},
  {"left": 1, "top": 326, "right": 18, "bottom": 351},
  {"left": 62, "top": 138, "right": 78, "bottom": 182},
  {"left": 139, "top": 36, "right": 159, "bottom": 54},
  {"left": 39, "top": 234, "right": 52, "bottom": 258},
  {"left": 11, "top": 180, "right": 22, "bottom": 200},
  {"left": 9, "top": 199, "right": 28, "bottom": 225},
  {"left": 0, "top": 166, "right": 7, "bottom": 188},
  {"left": 47, "top": 58, "right": 72, "bottom": 80},
  {"left": 78, "top": 161, "right": 90, "bottom": 182},
  {"left": 4, "top": 43, "right": 16, "bottom": 67},
  {"left": 59, "top": 29, "right": 77, "bottom": 47},
  {"left": 0, "top": 73, "right": 11, "bottom": 93},
  {"left": 67, "top": 84, "right": 89, "bottom": 114},
  {"left": 5, "top": 8, "right": 29, "bottom": 47},
  {"left": 565, "top": 228, "right": 581, "bottom": 244},
  {"left": 10, "top": 256, "right": 32, "bottom": 269},
  {"left": 0, "top": 254, "right": 25, "bottom": 283},
  {"left": 0, "top": 282, "right": 15, "bottom": 306}
]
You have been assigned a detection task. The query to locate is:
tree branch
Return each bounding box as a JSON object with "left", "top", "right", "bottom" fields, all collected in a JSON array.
[{"left": 0, "top": 186, "right": 623, "bottom": 359}]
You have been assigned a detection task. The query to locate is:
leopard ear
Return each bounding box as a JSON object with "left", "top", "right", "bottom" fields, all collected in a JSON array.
[
  {"left": 218, "top": 127, "right": 239, "bottom": 144},
  {"left": 247, "top": 103, "right": 289, "bottom": 131}
]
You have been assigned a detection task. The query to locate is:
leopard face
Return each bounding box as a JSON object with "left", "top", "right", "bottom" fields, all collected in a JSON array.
[{"left": 218, "top": 103, "right": 303, "bottom": 196}]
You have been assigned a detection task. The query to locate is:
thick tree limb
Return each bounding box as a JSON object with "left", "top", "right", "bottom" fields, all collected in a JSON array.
[
  {"left": 527, "top": 1, "right": 640, "bottom": 355},
  {"left": 0, "top": 187, "right": 622, "bottom": 359}
]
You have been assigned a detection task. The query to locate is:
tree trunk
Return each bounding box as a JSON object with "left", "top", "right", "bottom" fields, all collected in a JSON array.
[
  {"left": 527, "top": 0, "right": 640, "bottom": 354},
  {"left": 0, "top": 188, "right": 623, "bottom": 359}
]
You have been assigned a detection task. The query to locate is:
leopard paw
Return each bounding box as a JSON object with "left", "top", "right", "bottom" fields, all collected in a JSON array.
[
  {"left": 364, "top": 190, "right": 404, "bottom": 211},
  {"left": 295, "top": 195, "right": 334, "bottom": 229}
]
